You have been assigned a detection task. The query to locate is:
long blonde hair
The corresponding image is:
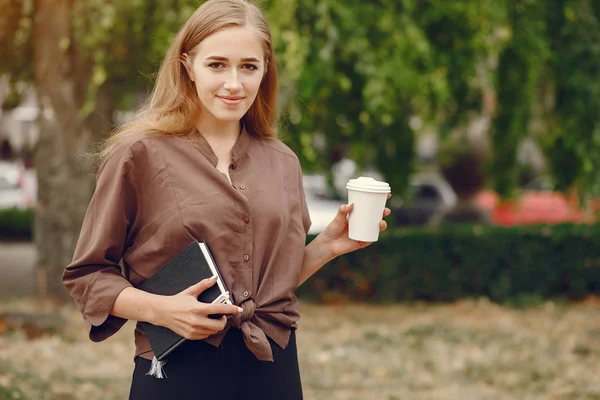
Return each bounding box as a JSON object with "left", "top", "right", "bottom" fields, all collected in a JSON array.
[{"left": 97, "top": 0, "right": 278, "bottom": 161}]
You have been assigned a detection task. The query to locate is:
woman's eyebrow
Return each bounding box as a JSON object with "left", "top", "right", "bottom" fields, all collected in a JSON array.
[{"left": 205, "top": 55, "right": 261, "bottom": 62}]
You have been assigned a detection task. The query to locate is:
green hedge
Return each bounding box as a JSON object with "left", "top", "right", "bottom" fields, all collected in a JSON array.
[
  {"left": 0, "top": 207, "right": 34, "bottom": 240},
  {"left": 1, "top": 208, "right": 598, "bottom": 303},
  {"left": 298, "top": 224, "right": 600, "bottom": 304}
]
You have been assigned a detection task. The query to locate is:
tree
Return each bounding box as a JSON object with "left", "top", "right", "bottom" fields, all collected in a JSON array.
[
  {"left": 274, "top": 0, "right": 497, "bottom": 197},
  {"left": 490, "top": 0, "right": 600, "bottom": 198},
  {"left": 31, "top": 0, "right": 118, "bottom": 300},
  {"left": 0, "top": 0, "right": 33, "bottom": 106},
  {"left": 542, "top": 0, "right": 600, "bottom": 196},
  {"left": 0, "top": 0, "right": 198, "bottom": 300},
  {"left": 489, "top": 0, "right": 548, "bottom": 196}
]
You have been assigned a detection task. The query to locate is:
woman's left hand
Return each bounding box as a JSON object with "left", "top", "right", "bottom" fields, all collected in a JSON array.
[{"left": 319, "top": 193, "right": 392, "bottom": 258}]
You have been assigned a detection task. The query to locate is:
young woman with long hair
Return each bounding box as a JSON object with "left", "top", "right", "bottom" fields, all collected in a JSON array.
[{"left": 63, "top": 1, "right": 391, "bottom": 398}]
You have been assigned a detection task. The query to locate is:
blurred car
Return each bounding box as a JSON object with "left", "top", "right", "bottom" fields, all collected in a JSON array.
[
  {"left": 392, "top": 173, "right": 598, "bottom": 227},
  {"left": 475, "top": 190, "right": 596, "bottom": 226},
  {"left": 302, "top": 174, "right": 341, "bottom": 235},
  {"left": 304, "top": 167, "right": 597, "bottom": 233},
  {"left": 390, "top": 172, "right": 457, "bottom": 227},
  {"left": 303, "top": 171, "right": 457, "bottom": 233},
  {"left": 0, "top": 160, "right": 34, "bottom": 210}
]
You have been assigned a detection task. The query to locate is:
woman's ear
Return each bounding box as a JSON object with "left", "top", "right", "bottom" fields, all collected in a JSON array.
[{"left": 181, "top": 53, "right": 195, "bottom": 82}]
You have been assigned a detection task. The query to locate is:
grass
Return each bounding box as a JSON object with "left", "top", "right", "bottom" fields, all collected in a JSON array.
[{"left": 0, "top": 298, "right": 599, "bottom": 399}]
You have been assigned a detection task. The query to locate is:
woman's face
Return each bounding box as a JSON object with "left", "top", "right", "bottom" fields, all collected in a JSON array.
[{"left": 184, "top": 26, "right": 266, "bottom": 125}]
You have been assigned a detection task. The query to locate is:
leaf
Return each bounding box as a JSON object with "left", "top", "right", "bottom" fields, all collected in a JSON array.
[
  {"left": 91, "top": 65, "right": 107, "bottom": 86},
  {"left": 58, "top": 37, "right": 70, "bottom": 53}
]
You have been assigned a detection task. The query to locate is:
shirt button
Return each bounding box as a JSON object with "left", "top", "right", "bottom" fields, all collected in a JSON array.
[
  {"left": 243, "top": 291, "right": 249, "bottom": 298},
  {"left": 243, "top": 254, "right": 250, "bottom": 262},
  {"left": 230, "top": 163, "right": 237, "bottom": 170},
  {"left": 240, "top": 184, "right": 246, "bottom": 190},
  {"left": 243, "top": 216, "right": 250, "bottom": 224}
]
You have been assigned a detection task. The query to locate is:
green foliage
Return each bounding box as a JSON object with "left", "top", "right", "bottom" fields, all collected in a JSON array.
[
  {"left": 298, "top": 224, "right": 600, "bottom": 303},
  {"left": 1, "top": 0, "right": 599, "bottom": 197},
  {"left": 0, "top": 207, "right": 33, "bottom": 240},
  {"left": 0, "top": 0, "right": 33, "bottom": 98},
  {"left": 490, "top": 0, "right": 549, "bottom": 196},
  {"left": 541, "top": 0, "right": 600, "bottom": 196},
  {"left": 71, "top": 0, "right": 200, "bottom": 111},
  {"left": 414, "top": 0, "right": 501, "bottom": 132},
  {"left": 272, "top": 0, "right": 496, "bottom": 196},
  {"left": 490, "top": 0, "right": 600, "bottom": 197},
  {"left": 0, "top": 0, "right": 201, "bottom": 111}
]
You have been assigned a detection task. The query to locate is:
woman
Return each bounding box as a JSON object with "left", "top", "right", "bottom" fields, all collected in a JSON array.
[{"left": 62, "top": 0, "right": 391, "bottom": 398}]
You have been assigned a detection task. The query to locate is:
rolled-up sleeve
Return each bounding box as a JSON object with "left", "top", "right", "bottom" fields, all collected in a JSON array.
[{"left": 62, "top": 143, "right": 138, "bottom": 342}]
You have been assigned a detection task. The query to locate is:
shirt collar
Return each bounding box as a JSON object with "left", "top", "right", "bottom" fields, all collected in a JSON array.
[
  {"left": 232, "top": 125, "right": 251, "bottom": 164},
  {"left": 192, "top": 125, "right": 251, "bottom": 167}
]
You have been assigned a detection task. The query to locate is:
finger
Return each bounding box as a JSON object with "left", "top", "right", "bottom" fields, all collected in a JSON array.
[
  {"left": 197, "top": 316, "right": 227, "bottom": 333},
  {"left": 182, "top": 275, "right": 217, "bottom": 296},
  {"left": 215, "top": 316, "right": 227, "bottom": 331},
  {"left": 329, "top": 203, "right": 353, "bottom": 226},
  {"left": 186, "top": 327, "right": 218, "bottom": 340},
  {"left": 187, "top": 333, "right": 211, "bottom": 341},
  {"left": 187, "top": 315, "right": 225, "bottom": 334},
  {"left": 379, "top": 220, "right": 388, "bottom": 232},
  {"left": 339, "top": 203, "right": 353, "bottom": 216},
  {"left": 387, "top": 193, "right": 392, "bottom": 199},
  {"left": 207, "top": 303, "right": 244, "bottom": 315},
  {"left": 383, "top": 207, "right": 391, "bottom": 217}
]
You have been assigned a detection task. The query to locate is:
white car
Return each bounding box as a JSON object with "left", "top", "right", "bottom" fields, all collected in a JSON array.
[
  {"left": 0, "top": 161, "right": 34, "bottom": 210},
  {"left": 303, "top": 171, "right": 457, "bottom": 233},
  {"left": 302, "top": 174, "right": 341, "bottom": 235}
]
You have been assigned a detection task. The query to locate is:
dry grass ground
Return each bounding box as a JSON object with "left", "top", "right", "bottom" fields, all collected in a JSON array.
[{"left": 0, "top": 298, "right": 599, "bottom": 400}]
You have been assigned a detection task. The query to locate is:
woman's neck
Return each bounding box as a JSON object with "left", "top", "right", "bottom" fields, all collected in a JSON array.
[{"left": 195, "top": 117, "right": 241, "bottom": 143}]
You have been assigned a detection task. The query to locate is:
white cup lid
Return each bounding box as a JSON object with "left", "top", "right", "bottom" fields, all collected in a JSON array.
[{"left": 346, "top": 176, "right": 391, "bottom": 193}]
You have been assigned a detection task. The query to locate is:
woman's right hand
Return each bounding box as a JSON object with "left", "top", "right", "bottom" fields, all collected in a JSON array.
[{"left": 153, "top": 276, "right": 243, "bottom": 340}]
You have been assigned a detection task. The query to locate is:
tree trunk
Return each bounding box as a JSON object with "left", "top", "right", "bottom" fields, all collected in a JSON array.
[{"left": 33, "top": 0, "right": 113, "bottom": 301}]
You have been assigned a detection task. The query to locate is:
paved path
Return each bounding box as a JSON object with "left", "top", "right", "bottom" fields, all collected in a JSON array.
[{"left": 0, "top": 241, "right": 36, "bottom": 298}]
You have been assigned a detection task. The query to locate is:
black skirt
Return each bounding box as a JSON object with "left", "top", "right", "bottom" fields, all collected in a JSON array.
[{"left": 129, "top": 327, "right": 303, "bottom": 400}]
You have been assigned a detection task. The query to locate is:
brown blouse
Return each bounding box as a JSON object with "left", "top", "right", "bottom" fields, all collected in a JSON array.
[{"left": 62, "top": 128, "right": 311, "bottom": 362}]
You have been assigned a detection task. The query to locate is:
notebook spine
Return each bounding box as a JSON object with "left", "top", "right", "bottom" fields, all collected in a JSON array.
[{"left": 198, "top": 241, "right": 231, "bottom": 304}]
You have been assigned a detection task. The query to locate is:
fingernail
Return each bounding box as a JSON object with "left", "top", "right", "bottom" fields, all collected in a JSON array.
[
  {"left": 210, "top": 275, "right": 218, "bottom": 280},
  {"left": 237, "top": 307, "right": 244, "bottom": 313}
]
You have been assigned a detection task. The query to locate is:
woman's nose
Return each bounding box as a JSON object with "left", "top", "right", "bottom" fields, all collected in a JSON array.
[{"left": 223, "top": 71, "right": 242, "bottom": 92}]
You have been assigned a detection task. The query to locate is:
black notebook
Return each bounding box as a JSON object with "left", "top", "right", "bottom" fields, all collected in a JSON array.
[{"left": 138, "top": 240, "right": 232, "bottom": 361}]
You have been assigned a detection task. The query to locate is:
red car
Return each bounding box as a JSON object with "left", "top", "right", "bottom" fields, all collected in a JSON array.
[{"left": 475, "top": 190, "right": 597, "bottom": 226}]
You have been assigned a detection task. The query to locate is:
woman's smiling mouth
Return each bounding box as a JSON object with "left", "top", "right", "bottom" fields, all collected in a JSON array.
[{"left": 217, "top": 96, "right": 244, "bottom": 106}]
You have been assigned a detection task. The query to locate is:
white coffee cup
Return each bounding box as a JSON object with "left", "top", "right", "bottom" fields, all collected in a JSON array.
[{"left": 346, "top": 176, "right": 391, "bottom": 242}]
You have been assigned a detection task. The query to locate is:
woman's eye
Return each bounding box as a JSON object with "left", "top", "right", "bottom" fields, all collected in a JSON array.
[
  {"left": 208, "top": 62, "right": 225, "bottom": 69},
  {"left": 242, "top": 64, "right": 258, "bottom": 71}
]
